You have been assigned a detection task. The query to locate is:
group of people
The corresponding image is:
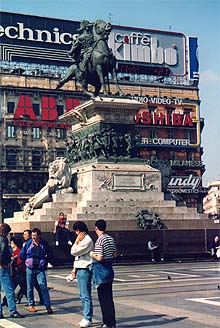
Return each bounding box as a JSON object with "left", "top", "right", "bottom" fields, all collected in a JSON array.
[
  {"left": 0, "top": 224, "right": 54, "bottom": 319},
  {"left": 0, "top": 219, "right": 117, "bottom": 328}
]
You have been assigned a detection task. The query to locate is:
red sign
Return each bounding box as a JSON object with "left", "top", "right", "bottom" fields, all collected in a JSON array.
[
  {"left": 135, "top": 111, "right": 193, "bottom": 126},
  {"left": 13, "top": 95, "right": 80, "bottom": 121}
]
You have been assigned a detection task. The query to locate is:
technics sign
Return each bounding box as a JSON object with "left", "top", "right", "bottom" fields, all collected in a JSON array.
[{"left": 1, "top": 12, "right": 187, "bottom": 76}]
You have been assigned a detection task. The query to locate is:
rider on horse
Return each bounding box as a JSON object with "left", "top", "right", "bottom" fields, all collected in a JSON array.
[{"left": 68, "top": 20, "right": 93, "bottom": 73}]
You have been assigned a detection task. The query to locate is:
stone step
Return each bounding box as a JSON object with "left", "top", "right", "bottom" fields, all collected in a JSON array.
[
  {"left": 77, "top": 199, "right": 177, "bottom": 208},
  {"left": 42, "top": 202, "right": 77, "bottom": 209},
  {"left": 77, "top": 206, "right": 196, "bottom": 215},
  {"left": 52, "top": 193, "right": 82, "bottom": 202},
  {"left": 66, "top": 212, "right": 202, "bottom": 221},
  {"left": 78, "top": 191, "right": 165, "bottom": 202},
  {"left": 5, "top": 215, "right": 213, "bottom": 233}
]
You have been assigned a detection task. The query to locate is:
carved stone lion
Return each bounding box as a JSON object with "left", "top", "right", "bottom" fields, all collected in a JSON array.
[{"left": 23, "top": 157, "right": 73, "bottom": 220}]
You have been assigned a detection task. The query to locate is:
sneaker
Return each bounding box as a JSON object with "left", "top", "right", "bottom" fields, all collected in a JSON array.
[
  {"left": 56, "top": 241, "right": 59, "bottom": 246},
  {"left": 10, "top": 311, "right": 24, "bottom": 318},
  {"left": 151, "top": 259, "right": 155, "bottom": 262},
  {"left": 79, "top": 318, "right": 92, "bottom": 327},
  {"left": 68, "top": 241, "right": 73, "bottom": 246},
  {"left": 28, "top": 305, "right": 37, "bottom": 312}
]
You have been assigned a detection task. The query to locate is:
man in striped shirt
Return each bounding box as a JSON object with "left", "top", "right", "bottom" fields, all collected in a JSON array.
[{"left": 90, "top": 219, "right": 117, "bottom": 328}]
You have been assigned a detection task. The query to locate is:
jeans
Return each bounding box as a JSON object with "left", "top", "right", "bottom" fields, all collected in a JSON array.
[
  {"left": 92, "top": 260, "right": 114, "bottom": 288},
  {"left": 0, "top": 267, "right": 17, "bottom": 315},
  {"left": 56, "top": 227, "right": 71, "bottom": 243},
  {"left": 97, "top": 282, "right": 116, "bottom": 327},
  {"left": 76, "top": 268, "right": 93, "bottom": 322},
  {"left": 26, "top": 267, "right": 51, "bottom": 308}
]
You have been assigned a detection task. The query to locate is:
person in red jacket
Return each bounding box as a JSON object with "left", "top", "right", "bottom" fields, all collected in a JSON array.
[
  {"left": 53, "top": 212, "right": 72, "bottom": 246},
  {"left": 1, "top": 237, "right": 26, "bottom": 306},
  {"left": 10, "top": 238, "right": 27, "bottom": 301}
]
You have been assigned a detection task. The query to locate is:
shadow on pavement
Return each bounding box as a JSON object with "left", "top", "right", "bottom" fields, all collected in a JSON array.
[{"left": 116, "top": 314, "right": 188, "bottom": 327}]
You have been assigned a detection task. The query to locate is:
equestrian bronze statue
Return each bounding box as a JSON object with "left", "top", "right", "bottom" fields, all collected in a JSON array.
[{"left": 56, "top": 19, "right": 122, "bottom": 97}]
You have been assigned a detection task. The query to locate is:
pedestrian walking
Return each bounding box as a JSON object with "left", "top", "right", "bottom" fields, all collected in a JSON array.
[
  {"left": 90, "top": 219, "right": 117, "bottom": 328},
  {"left": 20, "top": 228, "right": 53, "bottom": 314},
  {"left": 16, "top": 229, "right": 44, "bottom": 305},
  {"left": 210, "top": 235, "right": 220, "bottom": 260},
  {"left": 10, "top": 237, "right": 26, "bottom": 303},
  {"left": 71, "top": 221, "right": 94, "bottom": 328},
  {"left": 0, "top": 223, "right": 24, "bottom": 319},
  {"left": 147, "top": 239, "right": 164, "bottom": 262}
]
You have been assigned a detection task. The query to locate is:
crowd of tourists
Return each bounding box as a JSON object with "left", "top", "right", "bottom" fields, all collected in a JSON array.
[{"left": 0, "top": 219, "right": 117, "bottom": 328}]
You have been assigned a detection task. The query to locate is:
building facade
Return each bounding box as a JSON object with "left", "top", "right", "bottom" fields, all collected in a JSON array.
[
  {"left": 203, "top": 181, "right": 220, "bottom": 219},
  {"left": 0, "top": 12, "right": 207, "bottom": 220}
]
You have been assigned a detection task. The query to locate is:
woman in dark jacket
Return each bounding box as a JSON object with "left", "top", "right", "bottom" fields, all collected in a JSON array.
[{"left": 0, "top": 223, "right": 24, "bottom": 318}]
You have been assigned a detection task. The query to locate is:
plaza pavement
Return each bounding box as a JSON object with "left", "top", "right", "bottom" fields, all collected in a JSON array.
[{"left": 0, "top": 261, "right": 220, "bottom": 328}]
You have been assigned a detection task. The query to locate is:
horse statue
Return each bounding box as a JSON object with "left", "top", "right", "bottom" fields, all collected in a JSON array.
[{"left": 56, "top": 19, "right": 123, "bottom": 97}]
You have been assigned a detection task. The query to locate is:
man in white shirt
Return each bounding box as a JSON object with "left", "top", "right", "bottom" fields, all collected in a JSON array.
[{"left": 71, "top": 221, "right": 94, "bottom": 328}]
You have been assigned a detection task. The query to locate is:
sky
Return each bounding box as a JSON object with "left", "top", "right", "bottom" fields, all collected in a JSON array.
[{"left": 1, "top": 0, "right": 220, "bottom": 186}]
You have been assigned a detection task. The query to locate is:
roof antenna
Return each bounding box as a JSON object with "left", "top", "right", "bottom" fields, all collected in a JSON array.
[
  {"left": 169, "top": 25, "right": 172, "bottom": 31},
  {"left": 108, "top": 13, "right": 112, "bottom": 23}
]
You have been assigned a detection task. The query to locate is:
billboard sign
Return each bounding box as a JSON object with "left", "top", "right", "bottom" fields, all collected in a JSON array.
[
  {"left": 166, "top": 174, "right": 201, "bottom": 194},
  {"left": 187, "top": 36, "right": 199, "bottom": 80},
  {"left": 109, "top": 26, "right": 186, "bottom": 76},
  {"left": 0, "top": 12, "right": 188, "bottom": 76}
]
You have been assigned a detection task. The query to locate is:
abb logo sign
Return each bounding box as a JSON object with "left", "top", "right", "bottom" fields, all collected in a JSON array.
[{"left": 13, "top": 95, "right": 80, "bottom": 121}]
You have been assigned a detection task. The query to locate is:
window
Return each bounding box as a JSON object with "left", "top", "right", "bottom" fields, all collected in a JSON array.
[
  {"left": 6, "top": 149, "right": 18, "bottom": 168},
  {"left": 56, "top": 128, "right": 66, "bottom": 139},
  {"left": 56, "top": 149, "right": 66, "bottom": 157},
  {"left": 32, "top": 127, "right": 41, "bottom": 139},
  {"left": 186, "top": 152, "right": 195, "bottom": 161},
  {"left": 7, "top": 102, "right": 15, "bottom": 114},
  {"left": 57, "top": 105, "right": 64, "bottom": 116},
  {"left": 32, "top": 178, "right": 43, "bottom": 192},
  {"left": 47, "top": 127, "right": 53, "bottom": 136},
  {"left": 32, "top": 103, "right": 40, "bottom": 116},
  {"left": 185, "top": 130, "right": 194, "bottom": 143},
  {"left": 168, "top": 130, "right": 175, "bottom": 139},
  {"left": 169, "top": 151, "right": 176, "bottom": 160},
  {"left": 150, "top": 129, "right": 157, "bottom": 139},
  {"left": 7, "top": 125, "right": 16, "bottom": 138},
  {"left": 32, "top": 150, "right": 42, "bottom": 168}
]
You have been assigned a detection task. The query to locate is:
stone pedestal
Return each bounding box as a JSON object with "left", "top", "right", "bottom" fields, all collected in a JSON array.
[{"left": 5, "top": 97, "right": 218, "bottom": 263}]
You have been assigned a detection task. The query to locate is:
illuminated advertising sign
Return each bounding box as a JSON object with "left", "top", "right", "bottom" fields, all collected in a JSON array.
[
  {"left": 135, "top": 101, "right": 200, "bottom": 147},
  {"left": 0, "top": 12, "right": 189, "bottom": 76},
  {"left": 166, "top": 174, "right": 201, "bottom": 194},
  {"left": 10, "top": 94, "right": 80, "bottom": 128},
  {"left": 188, "top": 36, "right": 199, "bottom": 80},
  {"left": 109, "top": 27, "right": 186, "bottom": 76},
  {"left": 0, "top": 12, "right": 80, "bottom": 65}
]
